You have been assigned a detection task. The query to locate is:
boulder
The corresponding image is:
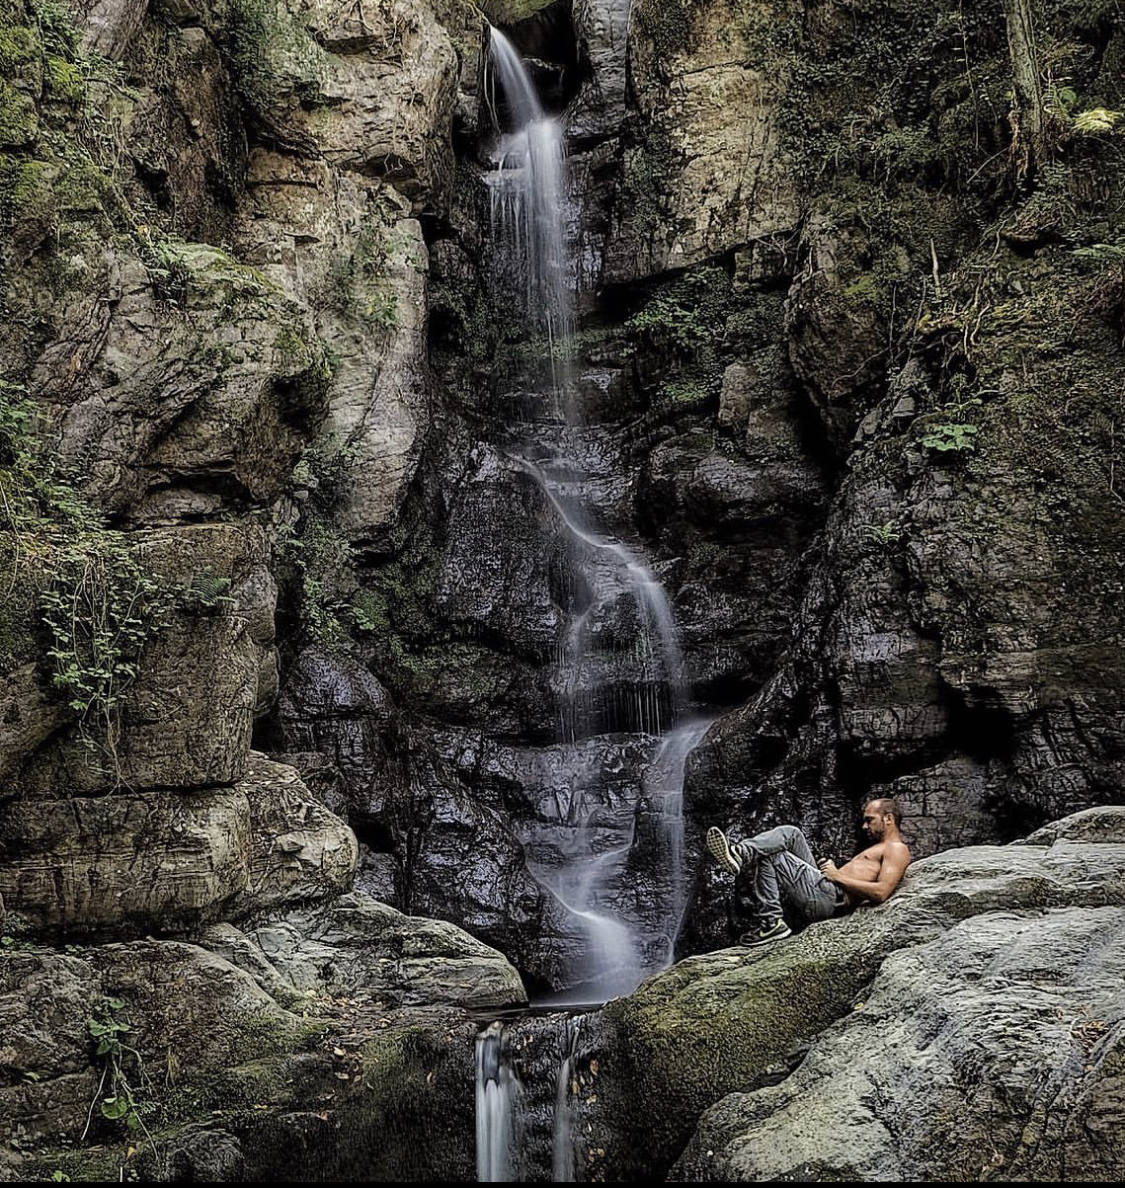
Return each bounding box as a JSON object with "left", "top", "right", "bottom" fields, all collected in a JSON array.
[
  {"left": 0, "top": 755, "right": 356, "bottom": 937},
  {"left": 677, "top": 906, "right": 1125, "bottom": 1181},
  {"left": 576, "top": 807, "right": 1125, "bottom": 1180},
  {"left": 198, "top": 891, "right": 527, "bottom": 1010}
]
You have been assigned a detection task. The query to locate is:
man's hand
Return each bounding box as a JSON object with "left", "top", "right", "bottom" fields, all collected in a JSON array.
[{"left": 818, "top": 858, "right": 840, "bottom": 881}]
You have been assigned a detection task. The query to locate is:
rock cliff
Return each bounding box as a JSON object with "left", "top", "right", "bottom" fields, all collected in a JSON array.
[{"left": 2, "top": 0, "right": 1125, "bottom": 1179}]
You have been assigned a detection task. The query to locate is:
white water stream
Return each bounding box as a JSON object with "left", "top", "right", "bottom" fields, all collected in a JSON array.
[{"left": 477, "top": 24, "right": 712, "bottom": 1181}]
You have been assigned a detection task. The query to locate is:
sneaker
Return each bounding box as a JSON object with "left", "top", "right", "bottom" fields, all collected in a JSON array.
[
  {"left": 706, "top": 826, "right": 742, "bottom": 875},
  {"left": 739, "top": 918, "right": 792, "bottom": 947}
]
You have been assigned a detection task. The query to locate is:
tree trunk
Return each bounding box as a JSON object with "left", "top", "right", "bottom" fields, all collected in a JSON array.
[{"left": 1003, "top": 0, "right": 1043, "bottom": 181}]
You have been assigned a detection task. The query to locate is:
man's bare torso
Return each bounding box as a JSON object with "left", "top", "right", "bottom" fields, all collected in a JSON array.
[
  {"left": 839, "top": 843, "right": 886, "bottom": 882},
  {"left": 833, "top": 839, "right": 912, "bottom": 905}
]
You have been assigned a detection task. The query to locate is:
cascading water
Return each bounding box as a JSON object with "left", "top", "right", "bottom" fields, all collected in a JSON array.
[
  {"left": 550, "top": 1016, "right": 584, "bottom": 1183},
  {"left": 476, "top": 1022, "right": 516, "bottom": 1182},
  {"left": 486, "top": 25, "right": 704, "bottom": 1002},
  {"left": 487, "top": 28, "right": 573, "bottom": 406},
  {"left": 475, "top": 23, "right": 716, "bottom": 1185}
]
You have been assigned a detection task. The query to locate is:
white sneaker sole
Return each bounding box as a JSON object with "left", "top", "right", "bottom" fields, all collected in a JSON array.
[{"left": 706, "top": 826, "right": 742, "bottom": 875}]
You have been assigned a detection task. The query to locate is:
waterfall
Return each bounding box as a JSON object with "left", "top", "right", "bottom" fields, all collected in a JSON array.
[
  {"left": 486, "top": 26, "right": 702, "bottom": 1003},
  {"left": 487, "top": 28, "right": 573, "bottom": 398},
  {"left": 550, "top": 1016, "right": 584, "bottom": 1183},
  {"left": 476, "top": 1022, "right": 515, "bottom": 1182}
]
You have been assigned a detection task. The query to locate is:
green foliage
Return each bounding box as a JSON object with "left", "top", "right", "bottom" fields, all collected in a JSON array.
[
  {"left": 627, "top": 266, "right": 734, "bottom": 355},
  {"left": 657, "top": 377, "right": 710, "bottom": 406},
  {"left": 862, "top": 520, "right": 903, "bottom": 549},
  {"left": 1072, "top": 107, "right": 1123, "bottom": 133},
  {"left": 276, "top": 514, "right": 354, "bottom": 648},
  {"left": 86, "top": 997, "right": 153, "bottom": 1143},
  {"left": 1072, "top": 241, "right": 1125, "bottom": 263},
  {"left": 757, "top": 0, "right": 1014, "bottom": 200},
  {"left": 626, "top": 264, "right": 746, "bottom": 410},
  {"left": 0, "top": 380, "right": 172, "bottom": 739},
  {"left": 39, "top": 540, "right": 170, "bottom": 718},
  {"left": 920, "top": 421, "right": 979, "bottom": 452},
  {"left": 180, "top": 568, "right": 235, "bottom": 613}
]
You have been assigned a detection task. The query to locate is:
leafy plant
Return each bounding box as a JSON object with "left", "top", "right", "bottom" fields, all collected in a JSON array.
[
  {"left": 85, "top": 997, "right": 152, "bottom": 1141},
  {"left": 1, "top": 380, "right": 173, "bottom": 763},
  {"left": 180, "top": 569, "right": 235, "bottom": 613},
  {"left": 863, "top": 521, "right": 903, "bottom": 548},
  {"left": 921, "top": 421, "right": 979, "bottom": 452}
]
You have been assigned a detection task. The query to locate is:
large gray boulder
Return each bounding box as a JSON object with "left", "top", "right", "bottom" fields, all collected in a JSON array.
[
  {"left": 570, "top": 807, "right": 1125, "bottom": 1181},
  {"left": 198, "top": 891, "right": 527, "bottom": 1010},
  {"left": 677, "top": 905, "right": 1125, "bottom": 1182}
]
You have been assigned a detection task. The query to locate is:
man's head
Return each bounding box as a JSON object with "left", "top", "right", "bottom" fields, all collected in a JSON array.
[{"left": 862, "top": 797, "right": 903, "bottom": 839}]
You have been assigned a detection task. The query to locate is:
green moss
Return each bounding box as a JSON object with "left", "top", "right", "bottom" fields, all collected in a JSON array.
[
  {"left": 51, "top": 155, "right": 115, "bottom": 215},
  {"left": 350, "top": 512, "right": 445, "bottom": 661},
  {"left": 599, "top": 926, "right": 888, "bottom": 1178},
  {"left": 225, "top": 0, "right": 331, "bottom": 113},
  {"left": 0, "top": 21, "right": 39, "bottom": 69},
  {"left": 0, "top": 79, "right": 40, "bottom": 147},
  {"left": 43, "top": 54, "right": 86, "bottom": 103}
]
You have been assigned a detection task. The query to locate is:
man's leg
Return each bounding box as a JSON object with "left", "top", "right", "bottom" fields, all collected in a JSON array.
[
  {"left": 708, "top": 822, "right": 839, "bottom": 944},
  {"left": 735, "top": 823, "right": 816, "bottom": 867},
  {"left": 707, "top": 823, "right": 817, "bottom": 876},
  {"left": 717, "top": 825, "right": 838, "bottom": 945},
  {"left": 749, "top": 850, "right": 839, "bottom": 925}
]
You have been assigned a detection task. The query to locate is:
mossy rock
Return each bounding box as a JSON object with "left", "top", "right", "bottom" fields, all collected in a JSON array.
[
  {"left": 0, "top": 18, "right": 42, "bottom": 148},
  {"left": 593, "top": 910, "right": 919, "bottom": 1177}
]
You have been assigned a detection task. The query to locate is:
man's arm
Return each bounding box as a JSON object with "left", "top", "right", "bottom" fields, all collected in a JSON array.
[{"left": 819, "top": 842, "right": 911, "bottom": 904}]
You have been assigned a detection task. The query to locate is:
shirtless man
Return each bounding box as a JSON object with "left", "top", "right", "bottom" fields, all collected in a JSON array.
[{"left": 706, "top": 798, "right": 912, "bottom": 947}]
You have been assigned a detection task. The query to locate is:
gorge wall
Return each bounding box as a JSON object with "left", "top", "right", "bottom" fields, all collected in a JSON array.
[{"left": 2, "top": 0, "right": 1125, "bottom": 1179}]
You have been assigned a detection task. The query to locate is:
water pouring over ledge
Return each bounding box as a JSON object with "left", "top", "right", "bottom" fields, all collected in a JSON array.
[
  {"left": 484, "top": 24, "right": 706, "bottom": 1003},
  {"left": 476, "top": 25, "right": 716, "bottom": 1183},
  {"left": 486, "top": 27, "right": 574, "bottom": 409}
]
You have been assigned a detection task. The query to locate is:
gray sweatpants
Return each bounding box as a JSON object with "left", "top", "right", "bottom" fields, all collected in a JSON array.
[{"left": 733, "top": 825, "right": 842, "bottom": 924}]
